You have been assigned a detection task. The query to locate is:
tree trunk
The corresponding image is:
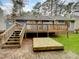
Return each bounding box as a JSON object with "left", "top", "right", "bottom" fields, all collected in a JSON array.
[{"left": 51, "top": 0, "right": 53, "bottom": 16}]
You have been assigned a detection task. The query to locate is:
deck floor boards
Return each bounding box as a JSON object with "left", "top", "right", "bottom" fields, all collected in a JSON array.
[
  {"left": 33, "top": 38, "right": 64, "bottom": 51},
  {"left": 0, "top": 39, "right": 79, "bottom": 59}
]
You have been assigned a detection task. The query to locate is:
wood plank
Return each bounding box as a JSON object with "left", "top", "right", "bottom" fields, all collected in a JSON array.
[
  {"left": 2, "top": 44, "right": 20, "bottom": 48},
  {"left": 33, "top": 38, "right": 64, "bottom": 51},
  {"left": 6, "top": 41, "right": 19, "bottom": 43},
  {"left": 8, "top": 38, "right": 20, "bottom": 41},
  {"left": 26, "top": 27, "right": 67, "bottom": 32},
  {"left": 19, "top": 24, "right": 26, "bottom": 46}
]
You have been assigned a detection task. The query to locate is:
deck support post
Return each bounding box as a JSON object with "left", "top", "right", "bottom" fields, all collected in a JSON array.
[
  {"left": 25, "top": 22, "right": 27, "bottom": 38},
  {"left": 53, "top": 21, "right": 54, "bottom": 29},
  {"left": 65, "top": 21, "right": 69, "bottom": 38},
  {"left": 67, "top": 31, "right": 69, "bottom": 38},
  {"left": 37, "top": 32, "right": 38, "bottom": 37},
  {"left": 42, "top": 20, "right": 43, "bottom": 30},
  {"left": 47, "top": 24, "right": 49, "bottom": 37},
  {"left": 25, "top": 29, "right": 27, "bottom": 38},
  {"left": 67, "top": 24, "right": 69, "bottom": 38},
  {"left": 47, "top": 32, "right": 49, "bottom": 37},
  {"left": 37, "top": 21, "right": 38, "bottom": 37}
]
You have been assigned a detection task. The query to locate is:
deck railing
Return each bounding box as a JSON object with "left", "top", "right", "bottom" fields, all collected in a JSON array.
[
  {"left": 48, "top": 24, "right": 67, "bottom": 32},
  {"left": 26, "top": 24, "right": 67, "bottom": 32}
]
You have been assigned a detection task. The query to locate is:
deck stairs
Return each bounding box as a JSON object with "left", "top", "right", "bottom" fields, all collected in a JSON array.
[
  {"left": 2, "top": 31, "right": 21, "bottom": 48},
  {"left": 1, "top": 23, "right": 26, "bottom": 48}
]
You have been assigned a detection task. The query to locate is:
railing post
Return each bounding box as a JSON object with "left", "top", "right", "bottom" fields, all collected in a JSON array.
[
  {"left": 65, "top": 21, "right": 69, "bottom": 38},
  {"left": 67, "top": 24, "right": 69, "bottom": 38},
  {"left": 37, "top": 21, "right": 38, "bottom": 37}
]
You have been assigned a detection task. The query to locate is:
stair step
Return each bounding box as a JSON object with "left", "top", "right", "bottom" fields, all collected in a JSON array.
[
  {"left": 14, "top": 31, "right": 21, "bottom": 33},
  {"left": 14, "top": 31, "right": 21, "bottom": 32},
  {"left": 13, "top": 31, "right": 21, "bottom": 34},
  {"left": 13, "top": 33, "right": 20, "bottom": 35},
  {"left": 11, "top": 34, "right": 19, "bottom": 36},
  {"left": 6, "top": 41, "right": 20, "bottom": 44},
  {"left": 10, "top": 36, "right": 20, "bottom": 38},
  {"left": 8, "top": 38, "right": 20, "bottom": 41},
  {"left": 5, "top": 43, "right": 19, "bottom": 45},
  {"left": 2, "top": 44, "right": 20, "bottom": 48}
]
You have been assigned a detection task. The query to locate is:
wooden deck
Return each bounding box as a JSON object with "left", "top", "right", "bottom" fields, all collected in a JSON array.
[
  {"left": 33, "top": 38, "right": 64, "bottom": 51},
  {"left": 0, "top": 39, "right": 79, "bottom": 59}
]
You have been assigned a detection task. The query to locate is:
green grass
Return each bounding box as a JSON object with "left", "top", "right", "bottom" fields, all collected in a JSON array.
[{"left": 53, "top": 33, "right": 79, "bottom": 54}]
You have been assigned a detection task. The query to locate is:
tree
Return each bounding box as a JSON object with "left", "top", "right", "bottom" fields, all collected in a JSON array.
[
  {"left": 11, "top": 0, "right": 24, "bottom": 23},
  {"left": 46, "top": 0, "right": 53, "bottom": 16},
  {"left": 31, "top": 10, "right": 39, "bottom": 15},
  {"left": 72, "top": 2, "right": 79, "bottom": 9},
  {"left": 46, "top": 0, "right": 60, "bottom": 16},
  {"left": 12, "top": 0, "right": 24, "bottom": 16},
  {"left": 11, "top": 0, "right": 17, "bottom": 23},
  {"left": 58, "top": 1, "right": 65, "bottom": 15},
  {"left": 65, "top": 2, "right": 74, "bottom": 14},
  {"left": 33, "top": 2, "right": 41, "bottom": 15},
  {"left": 16, "top": 0, "right": 24, "bottom": 16}
]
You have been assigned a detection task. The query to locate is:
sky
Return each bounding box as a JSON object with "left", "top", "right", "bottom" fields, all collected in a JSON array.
[
  {"left": 23, "top": 0, "right": 46, "bottom": 12},
  {"left": 0, "top": 0, "right": 78, "bottom": 15}
]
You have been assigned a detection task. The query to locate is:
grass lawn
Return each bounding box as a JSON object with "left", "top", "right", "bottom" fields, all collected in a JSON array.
[{"left": 53, "top": 33, "right": 79, "bottom": 54}]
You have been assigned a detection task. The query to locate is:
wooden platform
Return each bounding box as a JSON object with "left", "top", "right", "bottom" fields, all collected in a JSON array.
[{"left": 33, "top": 38, "right": 64, "bottom": 51}]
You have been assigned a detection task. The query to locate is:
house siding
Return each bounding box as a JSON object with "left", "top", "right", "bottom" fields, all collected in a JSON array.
[{"left": 75, "top": 19, "right": 79, "bottom": 29}]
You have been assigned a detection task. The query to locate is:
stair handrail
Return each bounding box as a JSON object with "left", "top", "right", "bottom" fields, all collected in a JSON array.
[{"left": 19, "top": 23, "right": 26, "bottom": 46}]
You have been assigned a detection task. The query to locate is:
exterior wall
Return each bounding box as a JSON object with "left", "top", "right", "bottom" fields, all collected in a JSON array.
[
  {"left": 74, "top": 19, "right": 79, "bottom": 30},
  {"left": 68, "top": 21, "right": 75, "bottom": 31},
  {"left": 57, "top": 20, "right": 78, "bottom": 32},
  {"left": 0, "top": 8, "right": 6, "bottom": 31},
  {"left": 73, "top": 12, "right": 79, "bottom": 16},
  {"left": 57, "top": 20, "right": 75, "bottom": 31},
  {"left": 72, "top": 4, "right": 79, "bottom": 30}
]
